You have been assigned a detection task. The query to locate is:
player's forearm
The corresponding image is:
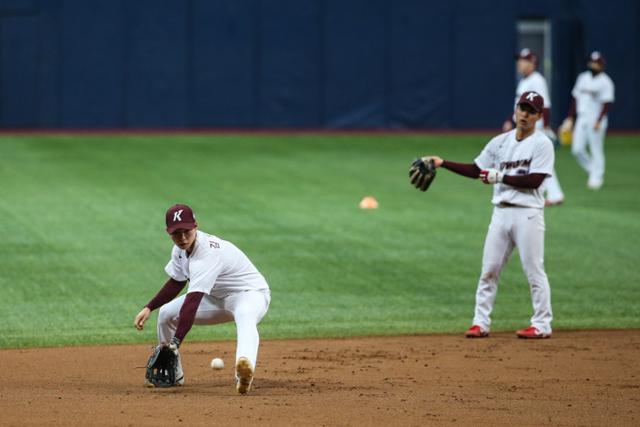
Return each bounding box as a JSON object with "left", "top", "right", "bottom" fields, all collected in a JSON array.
[
  {"left": 173, "top": 291, "right": 206, "bottom": 343},
  {"left": 542, "top": 108, "right": 551, "bottom": 127},
  {"left": 146, "top": 278, "right": 187, "bottom": 311},
  {"left": 597, "top": 102, "right": 611, "bottom": 122},
  {"left": 502, "top": 173, "right": 546, "bottom": 189},
  {"left": 568, "top": 98, "right": 577, "bottom": 121},
  {"left": 441, "top": 160, "right": 481, "bottom": 179}
]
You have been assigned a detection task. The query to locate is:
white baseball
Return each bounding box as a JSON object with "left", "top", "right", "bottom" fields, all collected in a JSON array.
[{"left": 210, "top": 357, "right": 224, "bottom": 370}]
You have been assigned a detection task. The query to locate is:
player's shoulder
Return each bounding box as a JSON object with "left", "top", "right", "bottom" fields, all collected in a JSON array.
[
  {"left": 196, "top": 230, "right": 225, "bottom": 244},
  {"left": 601, "top": 72, "right": 615, "bottom": 85},
  {"left": 194, "top": 230, "right": 228, "bottom": 255},
  {"left": 530, "top": 71, "right": 548, "bottom": 83},
  {"left": 487, "top": 130, "right": 513, "bottom": 149},
  {"left": 170, "top": 244, "right": 184, "bottom": 260},
  {"left": 532, "top": 130, "right": 554, "bottom": 149},
  {"left": 576, "top": 71, "right": 591, "bottom": 83},
  {"left": 495, "top": 129, "right": 515, "bottom": 141}
]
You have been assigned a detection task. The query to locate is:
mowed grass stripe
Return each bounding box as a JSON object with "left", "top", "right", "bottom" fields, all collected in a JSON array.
[{"left": 0, "top": 134, "right": 638, "bottom": 348}]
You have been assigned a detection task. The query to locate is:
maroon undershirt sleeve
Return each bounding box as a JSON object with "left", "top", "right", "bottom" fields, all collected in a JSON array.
[
  {"left": 441, "top": 160, "right": 481, "bottom": 179},
  {"left": 502, "top": 173, "right": 547, "bottom": 189},
  {"left": 146, "top": 278, "right": 187, "bottom": 311},
  {"left": 597, "top": 102, "right": 611, "bottom": 122},
  {"left": 441, "top": 160, "right": 546, "bottom": 189},
  {"left": 173, "top": 292, "right": 206, "bottom": 343},
  {"left": 568, "top": 98, "right": 577, "bottom": 120},
  {"left": 542, "top": 108, "right": 551, "bottom": 127}
]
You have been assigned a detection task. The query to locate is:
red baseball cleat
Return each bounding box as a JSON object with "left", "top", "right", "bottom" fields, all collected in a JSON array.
[
  {"left": 465, "top": 325, "right": 489, "bottom": 338},
  {"left": 516, "top": 326, "right": 551, "bottom": 339}
]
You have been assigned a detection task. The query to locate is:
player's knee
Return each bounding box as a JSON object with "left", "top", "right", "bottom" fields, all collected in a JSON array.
[
  {"left": 158, "top": 305, "right": 178, "bottom": 326},
  {"left": 480, "top": 266, "right": 501, "bottom": 282},
  {"left": 234, "top": 309, "right": 258, "bottom": 326}
]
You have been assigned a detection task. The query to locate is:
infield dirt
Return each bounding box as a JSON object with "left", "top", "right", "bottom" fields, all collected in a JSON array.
[{"left": 1, "top": 330, "right": 638, "bottom": 426}]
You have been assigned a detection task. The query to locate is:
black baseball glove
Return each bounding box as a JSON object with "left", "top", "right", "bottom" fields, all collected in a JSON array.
[
  {"left": 409, "top": 157, "right": 437, "bottom": 191},
  {"left": 145, "top": 345, "right": 178, "bottom": 388}
]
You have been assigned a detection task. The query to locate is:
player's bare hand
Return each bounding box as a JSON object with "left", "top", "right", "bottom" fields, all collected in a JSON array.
[
  {"left": 134, "top": 307, "right": 151, "bottom": 330},
  {"left": 422, "top": 156, "right": 443, "bottom": 168},
  {"left": 559, "top": 117, "right": 574, "bottom": 133},
  {"left": 502, "top": 120, "right": 514, "bottom": 132},
  {"left": 479, "top": 169, "right": 504, "bottom": 184},
  {"left": 593, "top": 120, "right": 601, "bottom": 131}
]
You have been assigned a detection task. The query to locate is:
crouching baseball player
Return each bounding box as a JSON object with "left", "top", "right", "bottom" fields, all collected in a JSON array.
[
  {"left": 412, "top": 91, "right": 554, "bottom": 339},
  {"left": 134, "top": 204, "right": 271, "bottom": 393}
]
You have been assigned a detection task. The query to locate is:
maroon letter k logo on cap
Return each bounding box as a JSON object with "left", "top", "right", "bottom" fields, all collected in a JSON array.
[{"left": 173, "top": 210, "right": 183, "bottom": 222}]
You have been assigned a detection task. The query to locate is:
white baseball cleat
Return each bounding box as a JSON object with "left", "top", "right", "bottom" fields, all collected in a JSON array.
[
  {"left": 235, "top": 357, "right": 254, "bottom": 394},
  {"left": 587, "top": 179, "right": 603, "bottom": 190}
]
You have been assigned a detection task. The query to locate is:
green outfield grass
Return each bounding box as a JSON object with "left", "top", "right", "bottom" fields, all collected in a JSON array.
[{"left": 1, "top": 132, "right": 638, "bottom": 348}]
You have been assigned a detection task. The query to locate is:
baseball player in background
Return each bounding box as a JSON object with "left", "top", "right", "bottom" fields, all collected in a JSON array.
[
  {"left": 420, "top": 91, "right": 554, "bottom": 339},
  {"left": 560, "top": 51, "right": 615, "bottom": 190},
  {"left": 503, "top": 48, "right": 565, "bottom": 206},
  {"left": 134, "top": 204, "right": 271, "bottom": 393}
]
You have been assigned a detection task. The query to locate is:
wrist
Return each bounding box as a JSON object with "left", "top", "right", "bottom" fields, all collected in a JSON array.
[
  {"left": 480, "top": 168, "right": 503, "bottom": 184},
  {"left": 169, "top": 336, "right": 181, "bottom": 351}
]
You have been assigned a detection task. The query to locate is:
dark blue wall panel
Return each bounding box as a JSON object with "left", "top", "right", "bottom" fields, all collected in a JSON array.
[
  {"left": 60, "top": 0, "right": 125, "bottom": 127},
  {"left": 450, "top": 2, "right": 516, "bottom": 128},
  {"left": 0, "top": 0, "right": 637, "bottom": 129},
  {"left": 0, "top": 0, "right": 36, "bottom": 13},
  {"left": 258, "top": 0, "right": 322, "bottom": 127},
  {"left": 37, "top": 0, "right": 62, "bottom": 127},
  {"left": 125, "top": 0, "right": 189, "bottom": 127},
  {"left": 1, "top": 15, "right": 38, "bottom": 126},
  {"left": 191, "top": 0, "right": 255, "bottom": 127},
  {"left": 388, "top": 1, "right": 453, "bottom": 128},
  {"left": 324, "top": 0, "right": 386, "bottom": 128}
]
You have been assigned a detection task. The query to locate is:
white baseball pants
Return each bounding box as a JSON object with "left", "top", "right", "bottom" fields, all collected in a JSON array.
[
  {"left": 572, "top": 116, "right": 608, "bottom": 185},
  {"left": 472, "top": 206, "right": 553, "bottom": 334},
  {"left": 157, "top": 289, "right": 271, "bottom": 370}
]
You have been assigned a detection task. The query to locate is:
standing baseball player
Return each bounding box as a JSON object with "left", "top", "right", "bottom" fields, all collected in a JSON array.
[
  {"left": 134, "top": 204, "right": 271, "bottom": 393},
  {"left": 503, "top": 48, "right": 565, "bottom": 206},
  {"left": 560, "top": 51, "right": 615, "bottom": 190},
  {"left": 417, "top": 91, "right": 554, "bottom": 339}
]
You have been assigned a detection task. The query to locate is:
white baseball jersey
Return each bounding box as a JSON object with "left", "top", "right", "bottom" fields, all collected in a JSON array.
[
  {"left": 475, "top": 129, "right": 555, "bottom": 209},
  {"left": 572, "top": 71, "right": 615, "bottom": 122},
  {"left": 165, "top": 230, "right": 269, "bottom": 296},
  {"left": 514, "top": 71, "right": 550, "bottom": 130}
]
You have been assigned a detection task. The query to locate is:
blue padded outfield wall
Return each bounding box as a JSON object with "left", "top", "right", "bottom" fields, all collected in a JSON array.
[{"left": 0, "top": 0, "right": 638, "bottom": 129}]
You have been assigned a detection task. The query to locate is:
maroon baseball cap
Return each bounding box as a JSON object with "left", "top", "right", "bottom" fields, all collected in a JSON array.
[
  {"left": 517, "top": 91, "right": 544, "bottom": 113},
  {"left": 166, "top": 204, "right": 198, "bottom": 233},
  {"left": 588, "top": 51, "right": 606, "bottom": 66},
  {"left": 515, "top": 48, "right": 538, "bottom": 63}
]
